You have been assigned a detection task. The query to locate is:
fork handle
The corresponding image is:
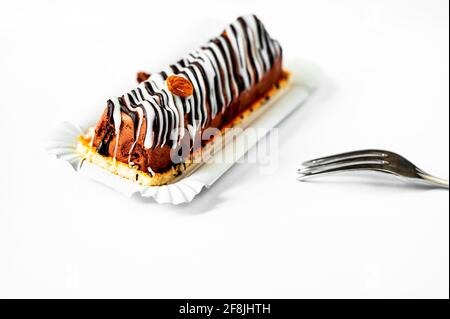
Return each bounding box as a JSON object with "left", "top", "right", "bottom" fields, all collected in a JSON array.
[{"left": 418, "top": 172, "right": 449, "bottom": 189}]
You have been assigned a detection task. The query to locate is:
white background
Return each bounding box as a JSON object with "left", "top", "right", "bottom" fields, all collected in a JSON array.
[{"left": 0, "top": 0, "right": 448, "bottom": 298}]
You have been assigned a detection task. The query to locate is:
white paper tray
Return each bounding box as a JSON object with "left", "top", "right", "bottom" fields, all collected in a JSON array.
[{"left": 46, "top": 59, "right": 319, "bottom": 204}]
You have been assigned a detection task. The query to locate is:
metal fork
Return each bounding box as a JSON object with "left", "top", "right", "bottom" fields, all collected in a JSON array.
[{"left": 298, "top": 149, "right": 449, "bottom": 189}]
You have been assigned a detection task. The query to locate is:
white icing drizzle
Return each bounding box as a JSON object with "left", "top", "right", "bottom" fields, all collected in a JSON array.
[
  {"left": 147, "top": 166, "right": 156, "bottom": 177},
  {"left": 215, "top": 36, "right": 240, "bottom": 101},
  {"left": 204, "top": 42, "right": 231, "bottom": 108},
  {"left": 225, "top": 24, "right": 251, "bottom": 89},
  {"left": 140, "top": 100, "right": 156, "bottom": 149},
  {"left": 94, "top": 15, "right": 282, "bottom": 172},
  {"left": 110, "top": 97, "right": 122, "bottom": 161},
  {"left": 111, "top": 97, "right": 122, "bottom": 135},
  {"left": 123, "top": 94, "right": 144, "bottom": 164}
]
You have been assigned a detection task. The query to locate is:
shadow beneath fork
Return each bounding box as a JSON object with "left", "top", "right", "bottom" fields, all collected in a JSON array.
[{"left": 298, "top": 171, "right": 448, "bottom": 191}]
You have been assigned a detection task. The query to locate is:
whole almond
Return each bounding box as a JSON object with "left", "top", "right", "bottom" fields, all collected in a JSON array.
[{"left": 166, "top": 75, "right": 194, "bottom": 97}]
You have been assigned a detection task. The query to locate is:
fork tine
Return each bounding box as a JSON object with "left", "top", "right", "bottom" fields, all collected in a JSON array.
[
  {"left": 298, "top": 161, "right": 390, "bottom": 180},
  {"left": 298, "top": 158, "right": 389, "bottom": 175},
  {"left": 301, "top": 149, "right": 388, "bottom": 167}
]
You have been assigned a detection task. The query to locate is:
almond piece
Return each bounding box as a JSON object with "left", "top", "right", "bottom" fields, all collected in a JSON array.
[
  {"left": 137, "top": 71, "right": 151, "bottom": 83},
  {"left": 166, "top": 75, "right": 193, "bottom": 97}
]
